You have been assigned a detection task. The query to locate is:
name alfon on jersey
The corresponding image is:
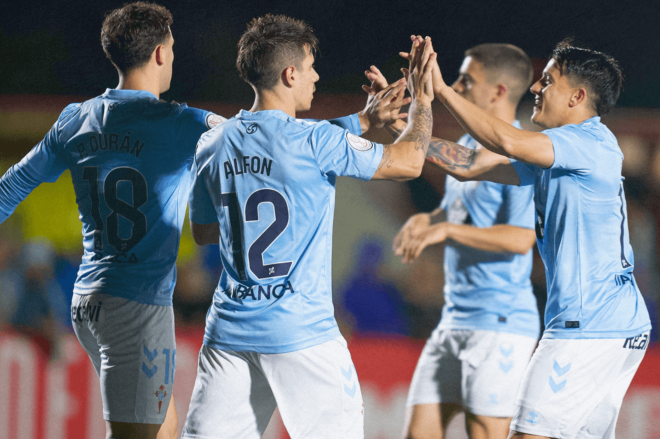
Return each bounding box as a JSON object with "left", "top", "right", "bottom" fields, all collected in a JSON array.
[
  {"left": 224, "top": 155, "right": 273, "bottom": 179},
  {"left": 76, "top": 132, "right": 146, "bottom": 159}
]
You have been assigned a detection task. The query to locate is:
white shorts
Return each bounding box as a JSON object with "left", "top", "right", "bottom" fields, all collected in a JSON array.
[
  {"left": 71, "top": 293, "right": 176, "bottom": 424},
  {"left": 406, "top": 329, "right": 537, "bottom": 417},
  {"left": 510, "top": 331, "right": 650, "bottom": 439},
  {"left": 182, "top": 337, "right": 364, "bottom": 439}
]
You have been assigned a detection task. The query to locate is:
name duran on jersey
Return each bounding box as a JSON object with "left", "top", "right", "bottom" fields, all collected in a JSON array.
[
  {"left": 189, "top": 109, "right": 382, "bottom": 353},
  {"left": 438, "top": 125, "right": 540, "bottom": 339},
  {"left": 511, "top": 117, "right": 651, "bottom": 339},
  {"left": 76, "top": 132, "right": 146, "bottom": 159}
]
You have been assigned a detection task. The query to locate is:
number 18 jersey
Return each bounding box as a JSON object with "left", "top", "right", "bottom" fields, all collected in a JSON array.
[
  {"left": 0, "top": 89, "right": 219, "bottom": 306},
  {"left": 189, "top": 109, "right": 383, "bottom": 353}
]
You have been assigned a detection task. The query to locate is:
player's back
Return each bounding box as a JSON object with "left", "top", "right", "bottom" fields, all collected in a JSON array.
[
  {"left": 191, "top": 109, "right": 382, "bottom": 353},
  {"left": 54, "top": 89, "right": 213, "bottom": 305}
]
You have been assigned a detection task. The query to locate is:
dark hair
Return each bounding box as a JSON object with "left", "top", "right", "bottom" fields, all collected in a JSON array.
[
  {"left": 101, "top": 2, "right": 172, "bottom": 72},
  {"left": 551, "top": 38, "right": 623, "bottom": 115},
  {"left": 237, "top": 14, "right": 319, "bottom": 90},
  {"left": 465, "top": 43, "right": 533, "bottom": 105}
]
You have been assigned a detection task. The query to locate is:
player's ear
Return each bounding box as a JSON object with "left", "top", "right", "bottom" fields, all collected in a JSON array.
[
  {"left": 493, "top": 83, "right": 507, "bottom": 102},
  {"left": 569, "top": 87, "right": 587, "bottom": 108},
  {"left": 154, "top": 45, "right": 165, "bottom": 67},
  {"left": 281, "top": 66, "right": 296, "bottom": 88}
]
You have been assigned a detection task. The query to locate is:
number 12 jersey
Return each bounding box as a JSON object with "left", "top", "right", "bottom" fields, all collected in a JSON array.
[{"left": 189, "top": 109, "right": 383, "bottom": 353}]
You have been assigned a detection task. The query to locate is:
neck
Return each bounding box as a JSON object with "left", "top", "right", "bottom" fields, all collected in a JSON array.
[
  {"left": 116, "top": 68, "right": 161, "bottom": 98},
  {"left": 250, "top": 87, "right": 297, "bottom": 118},
  {"left": 487, "top": 103, "right": 517, "bottom": 125}
]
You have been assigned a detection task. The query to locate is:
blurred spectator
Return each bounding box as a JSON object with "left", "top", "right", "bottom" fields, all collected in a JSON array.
[
  {"left": 338, "top": 237, "right": 410, "bottom": 336},
  {"left": 0, "top": 224, "right": 23, "bottom": 330},
  {"left": 11, "top": 237, "right": 69, "bottom": 358}
]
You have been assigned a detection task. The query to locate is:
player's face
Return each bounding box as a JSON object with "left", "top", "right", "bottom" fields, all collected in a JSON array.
[
  {"left": 451, "top": 57, "right": 494, "bottom": 111},
  {"left": 530, "top": 59, "right": 574, "bottom": 129},
  {"left": 159, "top": 29, "right": 174, "bottom": 94},
  {"left": 295, "top": 47, "right": 319, "bottom": 112}
]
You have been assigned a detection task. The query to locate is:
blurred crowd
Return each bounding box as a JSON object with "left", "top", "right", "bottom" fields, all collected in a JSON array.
[{"left": 1, "top": 176, "right": 658, "bottom": 358}]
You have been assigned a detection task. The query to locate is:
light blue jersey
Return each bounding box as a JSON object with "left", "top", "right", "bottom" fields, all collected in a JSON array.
[
  {"left": 511, "top": 117, "right": 651, "bottom": 339},
  {"left": 0, "top": 89, "right": 221, "bottom": 305},
  {"left": 189, "top": 109, "right": 383, "bottom": 353},
  {"left": 439, "top": 129, "right": 540, "bottom": 338}
]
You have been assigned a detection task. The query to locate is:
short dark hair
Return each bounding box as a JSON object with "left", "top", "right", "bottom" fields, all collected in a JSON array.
[
  {"left": 236, "top": 14, "right": 319, "bottom": 90},
  {"left": 465, "top": 43, "right": 534, "bottom": 105},
  {"left": 101, "top": 2, "right": 172, "bottom": 72},
  {"left": 551, "top": 38, "right": 623, "bottom": 116}
]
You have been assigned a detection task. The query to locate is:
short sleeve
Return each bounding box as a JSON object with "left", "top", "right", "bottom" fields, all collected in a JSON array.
[
  {"left": 188, "top": 155, "right": 218, "bottom": 225},
  {"left": 176, "top": 107, "right": 226, "bottom": 161},
  {"left": 510, "top": 158, "right": 537, "bottom": 187},
  {"left": 500, "top": 184, "right": 535, "bottom": 230},
  {"left": 327, "top": 114, "right": 362, "bottom": 135},
  {"left": 544, "top": 125, "right": 595, "bottom": 172},
  {"left": 310, "top": 121, "right": 383, "bottom": 180}
]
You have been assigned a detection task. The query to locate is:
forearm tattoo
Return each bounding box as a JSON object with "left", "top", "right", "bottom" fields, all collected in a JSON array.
[
  {"left": 384, "top": 122, "right": 404, "bottom": 139},
  {"left": 405, "top": 103, "right": 433, "bottom": 153},
  {"left": 377, "top": 144, "right": 394, "bottom": 171},
  {"left": 426, "top": 137, "right": 477, "bottom": 170}
]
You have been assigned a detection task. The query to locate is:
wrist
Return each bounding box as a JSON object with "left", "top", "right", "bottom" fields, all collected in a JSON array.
[
  {"left": 434, "top": 84, "right": 453, "bottom": 103},
  {"left": 357, "top": 111, "right": 370, "bottom": 134}
]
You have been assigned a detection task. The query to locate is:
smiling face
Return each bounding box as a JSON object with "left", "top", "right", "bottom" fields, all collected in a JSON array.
[
  {"left": 530, "top": 58, "right": 580, "bottom": 129},
  {"left": 451, "top": 57, "right": 496, "bottom": 111},
  {"left": 294, "top": 46, "right": 319, "bottom": 112}
]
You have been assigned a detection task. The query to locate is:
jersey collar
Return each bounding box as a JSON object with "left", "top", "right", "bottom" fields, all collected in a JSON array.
[
  {"left": 102, "top": 88, "right": 159, "bottom": 100},
  {"left": 238, "top": 109, "right": 293, "bottom": 122}
]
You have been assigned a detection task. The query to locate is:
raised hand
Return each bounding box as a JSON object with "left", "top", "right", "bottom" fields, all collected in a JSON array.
[
  {"left": 402, "top": 36, "right": 436, "bottom": 105},
  {"left": 359, "top": 77, "right": 410, "bottom": 129},
  {"left": 401, "top": 35, "right": 448, "bottom": 98}
]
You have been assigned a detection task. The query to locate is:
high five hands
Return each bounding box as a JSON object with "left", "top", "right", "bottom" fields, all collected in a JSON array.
[{"left": 400, "top": 35, "right": 450, "bottom": 98}]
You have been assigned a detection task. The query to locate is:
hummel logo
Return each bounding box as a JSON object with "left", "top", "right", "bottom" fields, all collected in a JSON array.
[
  {"left": 269, "top": 266, "right": 275, "bottom": 275},
  {"left": 548, "top": 360, "right": 571, "bottom": 393},
  {"left": 526, "top": 411, "right": 539, "bottom": 424}
]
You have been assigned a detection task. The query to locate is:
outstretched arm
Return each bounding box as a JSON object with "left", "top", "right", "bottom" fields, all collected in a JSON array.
[
  {"left": 400, "top": 36, "right": 554, "bottom": 168},
  {"left": 371, "top": 37, "right": 435, "bottom": 181},
  {"left": 424, "top": 137, "right": 521, "bottom": 185}
]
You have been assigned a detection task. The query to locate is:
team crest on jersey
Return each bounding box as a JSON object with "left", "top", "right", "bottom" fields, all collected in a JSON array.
[
  {"left": 155, "top": 385, "right": 167, "bottom": 413},
  {"left": 206, "top": 114, "right": 225, "bottom": 129},
  {"left": 345, "top": 132, "right": 373, "bottom": 151}
]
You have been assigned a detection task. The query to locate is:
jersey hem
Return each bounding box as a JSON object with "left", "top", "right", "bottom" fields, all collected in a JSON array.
[
  {"left": 73, "top": 288, "right": 173, "bottom": 306},
  {"left": 541, "top": 323, "right": 652, "bottom": 339},
  {"left": 202, "top": 327, "right": 342, "bottom": 354},
  {"left": 438, "top": 322, "right": 540, "bottom": 339}
]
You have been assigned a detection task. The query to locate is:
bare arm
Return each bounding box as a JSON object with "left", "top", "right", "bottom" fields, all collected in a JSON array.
[
  {"left": 424, "top": 137, "right": 521, "bottom": 185},
  {"left": 428, "top": 57, "right": 554, "bottom": 168},
  {"left": 190, "top": 222, "right": 219, "bottom": 246},
  {"left": 371, "top": 37, "right": 436, "bottom": 181},
  {"left": 440, "top": 224, "right": 535, "bottom": 254},
  {"left": 395, "top": 221, "right": 536, "bottom": 263}
]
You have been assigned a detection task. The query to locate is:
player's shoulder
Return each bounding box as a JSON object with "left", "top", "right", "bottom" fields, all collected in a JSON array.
[
  {"left": 178, "top": 104, "right": 226, "bottom": 130},
  {"left": 194, "top": 115, "right": 234, "bottom": 157}
]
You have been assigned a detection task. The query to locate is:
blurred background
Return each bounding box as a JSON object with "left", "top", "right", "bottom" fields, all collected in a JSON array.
[{"left": 1, "top": 0, "right": 660, "bottom": 437}]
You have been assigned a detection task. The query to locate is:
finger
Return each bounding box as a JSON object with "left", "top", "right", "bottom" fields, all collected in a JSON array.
[
  {"left": 401, "top": 68, "right": 410, "bottom": 84},
  {"left": 399, "top": 51, "right": 411, "bottom": 60},
  {"left": 362, "top": 84, "right": 374, "bottom": 95},
  {"left": 420, "top": 37, "right": 433, "bottom": 67},
  {"left": 397, "top": 112, "right": 409, "bottom": 119}
]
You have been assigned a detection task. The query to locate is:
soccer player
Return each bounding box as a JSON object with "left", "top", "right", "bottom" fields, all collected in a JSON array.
[
  {"left": 181, "top": 15, "right": 435, "bottom": 439},
  {"left": 419, "top": 37, "right": 651, "bottom": 439},
  {"left": 386, "top": 44, "right": 541, "bottom": 439},
  {"left": 0, "top": 4, "right": 218, "bottom": 438},
  {"left": 0, "top": 4, "right": 407, "bottom": 438}
]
